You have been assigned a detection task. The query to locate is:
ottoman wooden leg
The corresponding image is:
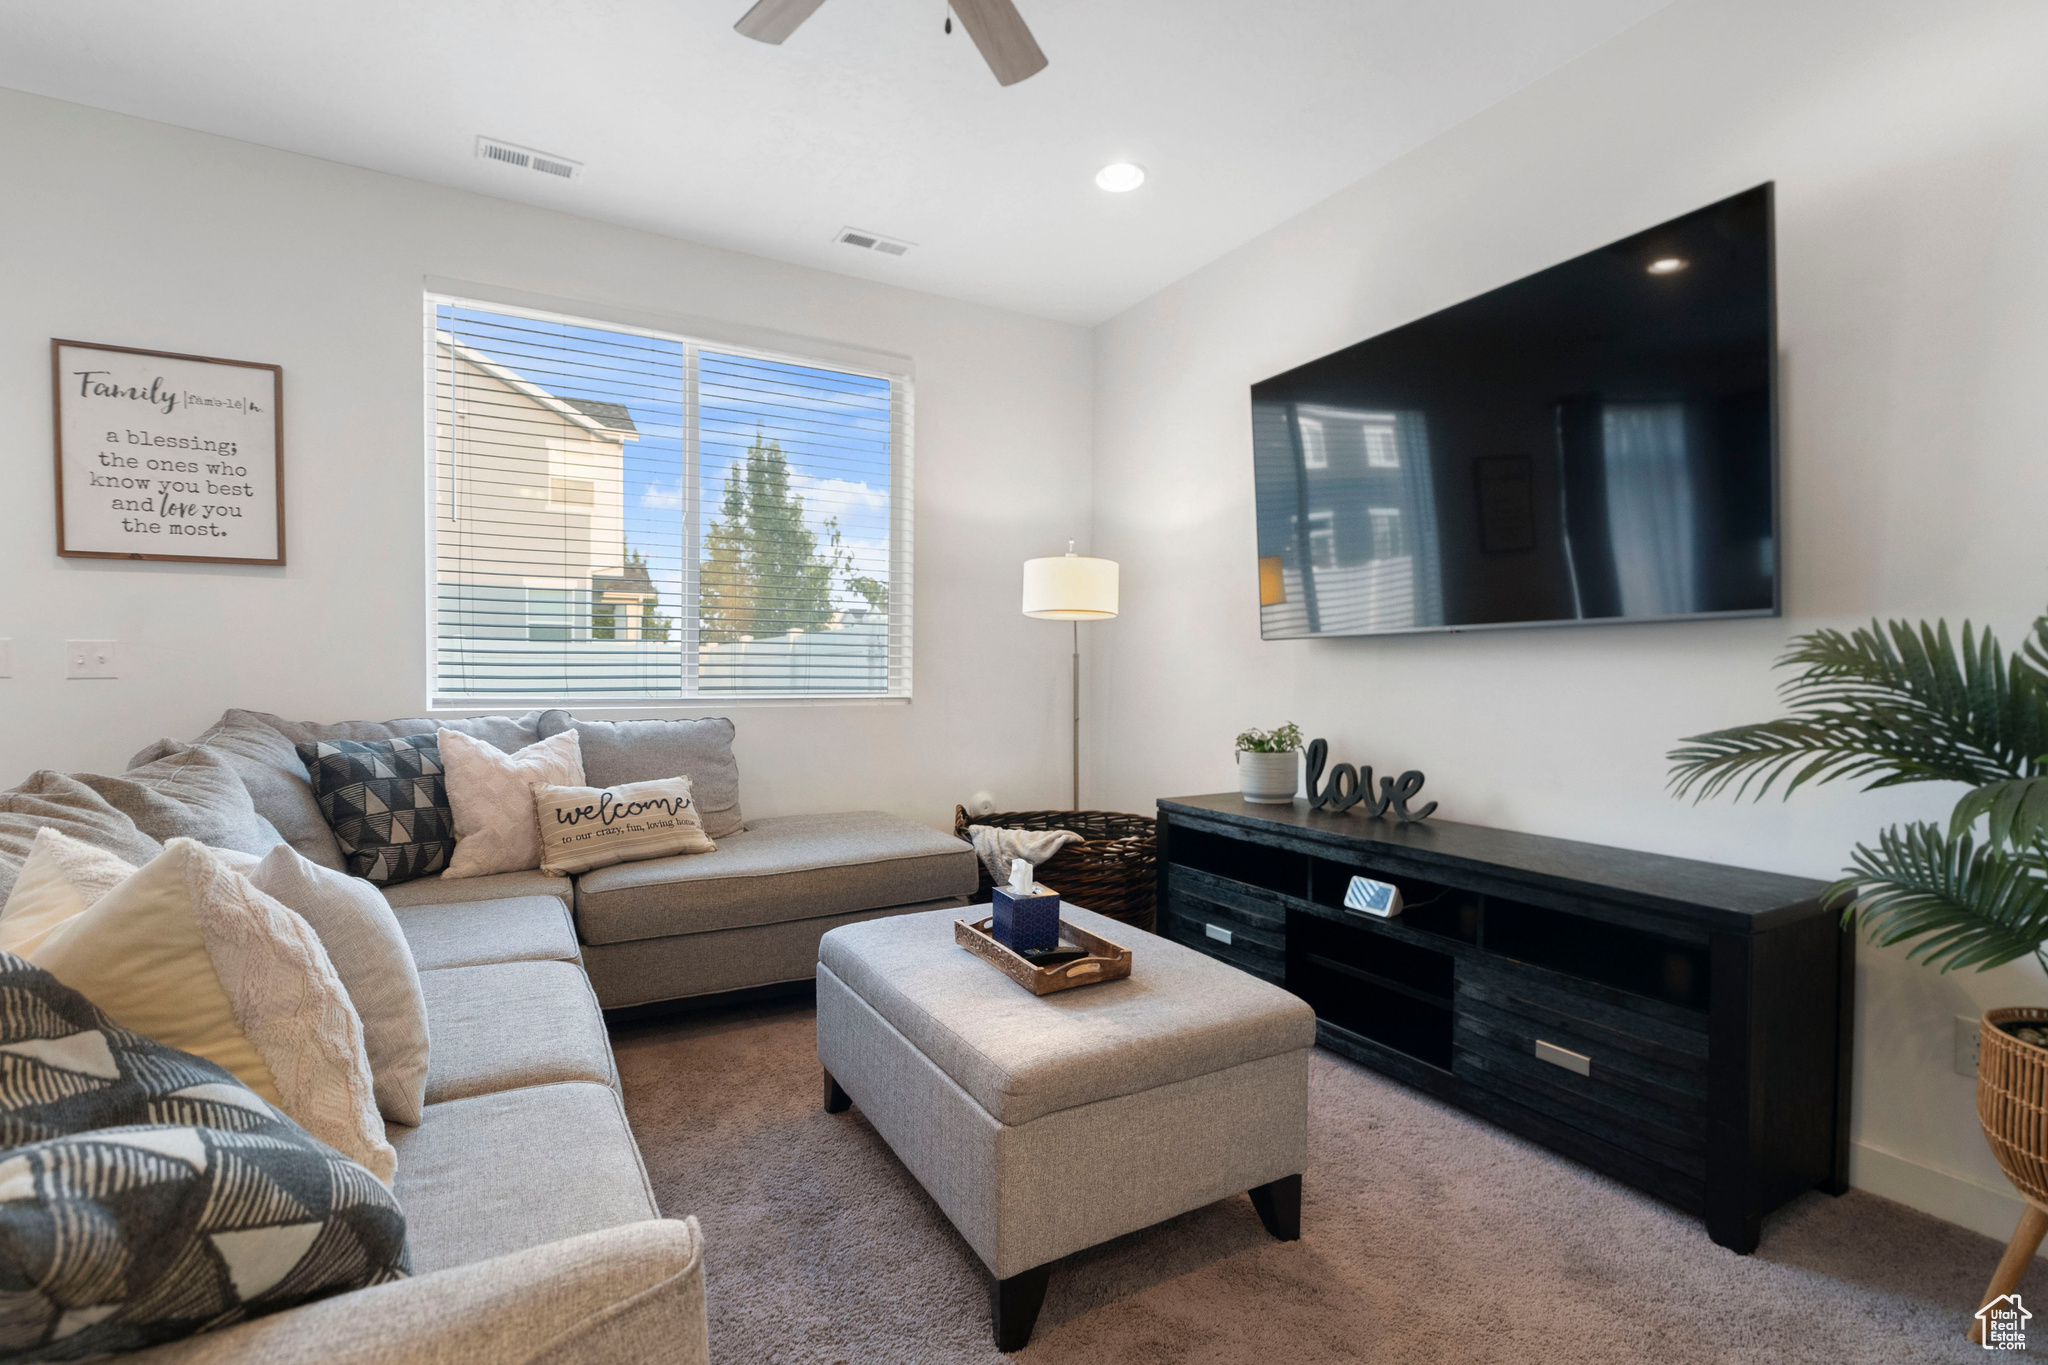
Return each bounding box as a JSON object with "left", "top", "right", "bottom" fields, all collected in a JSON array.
[
  {"left": 1970, "top": 1202, "right": 2048, "bottom": 1343},
  {"left": 991, "top": 1264, "right": 1051, "bottom": 1353},
  {"left": 823, "top": 1069, "right": 851, "bottom": 1114},
  {"left": 1250, "top": 1173, "right": 1301, "bottom": 1241}
]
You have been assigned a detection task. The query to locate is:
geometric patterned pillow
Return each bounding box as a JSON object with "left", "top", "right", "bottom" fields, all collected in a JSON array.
[
  {"left": 294, "top": 737, "right": 453, "bottom": 885},
  {"left": 0, "top": 952, "right": 408, "bottom": 1360}
]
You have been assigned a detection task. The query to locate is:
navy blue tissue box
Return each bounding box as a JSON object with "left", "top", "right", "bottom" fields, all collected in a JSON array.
[{"left": 992, "top": 884, "right": 1061, "bottom": 952}]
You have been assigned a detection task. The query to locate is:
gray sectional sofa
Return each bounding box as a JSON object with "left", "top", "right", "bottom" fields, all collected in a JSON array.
[
  {"left": 0, "top": 704, "right": 979, "bottom": 1362},
  {"left": 183, "top": 707, "right": 980, "bottom": 1011},
  {"left": 133, "top": 891, "right": 704, "bottom": 1364}
]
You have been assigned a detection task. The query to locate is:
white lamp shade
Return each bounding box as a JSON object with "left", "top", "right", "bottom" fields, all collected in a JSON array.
[{"left": 1022, "top": 555, "right": 1119, "bottom": 620}]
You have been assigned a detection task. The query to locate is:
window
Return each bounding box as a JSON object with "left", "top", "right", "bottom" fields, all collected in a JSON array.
[
  {"left": 1298, "top": 416, "right": 1328, "bottom": 470},
  {"left": 429, "top": 297, "right": 910, "bottom": 700}
]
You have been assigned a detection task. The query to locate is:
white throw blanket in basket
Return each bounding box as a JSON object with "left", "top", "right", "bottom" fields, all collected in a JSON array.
[{"left": 966, "top": 824, "right": 1084, "bottom": 885}]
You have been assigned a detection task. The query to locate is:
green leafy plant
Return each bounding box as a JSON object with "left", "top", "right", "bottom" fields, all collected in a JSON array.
[
  {"left": 1236, "top": 723, "right": 1304, "bottom": 754},
  {"left": 1668, "top": 612, "right": 2048, "bottom": 973}
]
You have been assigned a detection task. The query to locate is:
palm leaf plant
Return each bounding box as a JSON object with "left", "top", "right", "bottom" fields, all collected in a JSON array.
[{"left": 1668, "top": 610, "right": 2048, "bottom": 974}]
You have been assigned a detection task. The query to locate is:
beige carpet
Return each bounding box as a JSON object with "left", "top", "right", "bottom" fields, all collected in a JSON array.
[{"left": 614, "top": 1001, "right": 2038, "bottom": 1363}]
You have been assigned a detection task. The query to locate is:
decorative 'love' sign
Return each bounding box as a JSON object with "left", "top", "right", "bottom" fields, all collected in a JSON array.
[{"left": 1304, "top": 738, "right": 1438, "bottom": 823}]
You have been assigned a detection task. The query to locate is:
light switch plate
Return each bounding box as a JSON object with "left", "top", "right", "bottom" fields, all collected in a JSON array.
[
  {"left": 1957, "top": 1015, "right": 1982, "bottom": 1077},
  {"left": 0, "top": 639, "right": 11, "bottom": 677},
  {"left": 65, "top": 640, "right": 118, "bottom": 680}
]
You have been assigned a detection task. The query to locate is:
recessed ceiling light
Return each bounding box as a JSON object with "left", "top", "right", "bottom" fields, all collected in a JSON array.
[
  {"left": 1095, "top": 162, "right": 1146, "bottom": 193},
  {"left": 1646, "top": 257, "right": 1689, "bottom": 275}
]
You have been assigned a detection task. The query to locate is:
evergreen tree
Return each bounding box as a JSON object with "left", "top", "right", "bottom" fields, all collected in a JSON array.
[{"left": 699, "top": 434, "right": 850, "bottom": 643}]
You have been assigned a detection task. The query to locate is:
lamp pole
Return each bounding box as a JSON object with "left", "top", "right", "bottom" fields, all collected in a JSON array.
[
  {"left": 1071, "top": 619, "right": 1080, "bottom": 809},
  {"left": 1021, "top": 542, "right": 1119, "bottom": 813}
]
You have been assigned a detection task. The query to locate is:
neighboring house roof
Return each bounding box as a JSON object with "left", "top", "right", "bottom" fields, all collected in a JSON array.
[
  {"left": 437, "top": 333, "right": 639, "bottom": 442},
  {"left": 593, "top": 560, "right": 658, "bottom": 600},
  {"left": 559, "top": 397, "right": 639, "bottom": 436}
]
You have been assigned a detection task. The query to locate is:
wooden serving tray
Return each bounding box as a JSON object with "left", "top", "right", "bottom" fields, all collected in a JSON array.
[{"left": 954, "top": 916, "right": 1133, "bottom": 996}]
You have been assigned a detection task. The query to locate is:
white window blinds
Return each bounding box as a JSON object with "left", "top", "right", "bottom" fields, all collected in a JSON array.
[{"left": 428, "top": 297, "right": 911, "bottom": 701}]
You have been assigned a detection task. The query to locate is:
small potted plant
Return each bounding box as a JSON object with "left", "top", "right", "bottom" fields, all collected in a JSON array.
[{"left": 1236, "top": 724, "right": 1304, "bottom": 805}]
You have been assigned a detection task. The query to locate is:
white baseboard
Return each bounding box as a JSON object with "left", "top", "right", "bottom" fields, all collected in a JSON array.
[{"left": 1852, "top": 1140, "right": 2037, "bottom": 1251}]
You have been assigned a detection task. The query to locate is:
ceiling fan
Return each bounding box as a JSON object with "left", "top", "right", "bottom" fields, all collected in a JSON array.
[{"left": 734, "top": 0, "right": 1048, "bottom": 86}]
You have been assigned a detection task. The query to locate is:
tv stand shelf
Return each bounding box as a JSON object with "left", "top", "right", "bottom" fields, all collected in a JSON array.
[{"left": 1155, "top": 793, "right": 1852, "bottom": 1253}]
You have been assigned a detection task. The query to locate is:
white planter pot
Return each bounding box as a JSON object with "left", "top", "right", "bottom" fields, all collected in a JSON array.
[{"left": 1237, "top": 749, "right": 1300, "bottom": 804}]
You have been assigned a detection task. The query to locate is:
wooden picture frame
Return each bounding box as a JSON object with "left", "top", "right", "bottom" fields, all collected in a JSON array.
[{"left": 52, "top": 339, "right": 285, "bottom": 565}]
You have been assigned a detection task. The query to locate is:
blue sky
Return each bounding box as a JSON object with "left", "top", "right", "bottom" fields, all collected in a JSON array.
[{"left": 437, "top": 303, "right": 892, "bottom": 618}]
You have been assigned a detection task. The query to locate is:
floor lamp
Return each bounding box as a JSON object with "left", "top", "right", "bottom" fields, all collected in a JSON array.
[{"left": 1022, "top": 543, "right": 1120, "bottom": 810}]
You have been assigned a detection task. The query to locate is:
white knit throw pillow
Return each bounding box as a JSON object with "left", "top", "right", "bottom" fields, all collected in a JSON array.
[
  {"left": 441, "top": 729, "right": 585, "bottom": 878},
  {"left": 7, "top": 837, "right": 394, "bottom": 1183}
]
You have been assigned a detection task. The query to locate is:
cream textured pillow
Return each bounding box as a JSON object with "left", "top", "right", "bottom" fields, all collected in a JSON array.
[
  {"left": 535, "top": 777, "right": 717, "bottom": 876},
  {"left": 220, "top": 843, "right": 432, "bottom": 1126},
  {"left": 442, "top": 728, "right": 585, "bottom": 879},
  {"left": 0, "top": 827, "right": 138, "bottom": 955},
  {"left": 3, "top": 837, "right": 395, "bottom": 1184}
]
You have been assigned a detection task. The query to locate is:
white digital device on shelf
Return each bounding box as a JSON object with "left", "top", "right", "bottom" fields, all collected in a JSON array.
[{"left": 1343, "top": 876, "right": 1403, "bottom": 918}]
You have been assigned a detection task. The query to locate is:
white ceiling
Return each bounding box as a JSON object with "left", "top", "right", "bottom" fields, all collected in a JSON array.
[{"left": 0, "top": 0, "right": 1673, "bottom": 325}]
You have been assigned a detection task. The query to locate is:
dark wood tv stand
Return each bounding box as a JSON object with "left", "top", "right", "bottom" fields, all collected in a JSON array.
[{"left": 1155, "top": 793, "right": 1852, "bottom": 1253}]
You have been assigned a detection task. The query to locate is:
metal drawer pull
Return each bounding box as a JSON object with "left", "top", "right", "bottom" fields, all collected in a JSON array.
[
  {"left": 1205, "top": 923, "right": 1234, "bottom": 946},
  {"left": 1534, "top": 1039, "right": 1591, "bottom": 1076}
]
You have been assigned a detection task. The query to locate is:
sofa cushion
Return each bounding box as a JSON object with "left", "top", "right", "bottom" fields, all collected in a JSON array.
[
  {"left": 98, "top": 739, "right": 279, "bottom": 856},
  {"left": 419, "top": 961, "right": 615, "bottom": 1105},
  {"left": 172, "top": 710, "right": 546, "bottom": 873},
  {"left": 380, "top": 866, "right": 572, "bottom": 912},
  {"left": 537, "top": 712, "right": 742, "bottom": 838},
  {"left": 818, "top": 904, "right": 1319, "bottom": 1126},
  {"left": 8, "top": 838, "right": 395, "bottom": 1183},
  {"left": 0, "top": 770, "right": 164, "bottom": 902},
  {"left": 394, "top": 895, "right": 581, "bottom": 971},
  {"left": 573, "top": 811, "right": 978, "bottom": 947},
  {"left": 297, "top": 736, "right": 454, "bottom": 885},
  {"left": 0, "top": 953, "right": 409, "bottom": 1360},
  {"left": 0, "top": 827, "right": 136, "bottom": 953},
  {"left": 441, "top": 729, "right": 584, "bottom": 879},
  {"left": 536, "top": 777, "right": 716, "bottom": 876},
  {"left": 391, "top": 1083, "right": 658, "bottom": 1275},
  {"left": 225, "top": 844, "right": 430, "bottom": 1128}
]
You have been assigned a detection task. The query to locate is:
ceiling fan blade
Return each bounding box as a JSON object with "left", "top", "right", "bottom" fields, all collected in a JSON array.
[
  {"left": 949, "top": 0, "right": 1048, "bottom": 86},
  {"left": 734, "top": 0, "right": 829, "bottom": 44}
]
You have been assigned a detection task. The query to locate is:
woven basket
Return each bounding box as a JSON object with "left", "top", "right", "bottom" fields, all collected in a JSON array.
[
  {"left": 954, "top": 807, "right": 1158, "bottom": 934},
  {"left": 1979, "top": 1008, "right": 2048, "bottom": 1207}
]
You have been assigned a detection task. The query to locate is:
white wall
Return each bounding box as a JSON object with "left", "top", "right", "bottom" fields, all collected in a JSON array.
[
  {"left": 1088, "top": 0, "right": 2048, "bottom": 1243},
  {"left": 0, "top": 88, "right": 1095, "bottom": 829}
]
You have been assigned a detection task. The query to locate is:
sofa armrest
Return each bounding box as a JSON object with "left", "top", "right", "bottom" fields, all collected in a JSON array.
[{"left": 129, "top": 1217, "right": 707, "bottom": 1365}]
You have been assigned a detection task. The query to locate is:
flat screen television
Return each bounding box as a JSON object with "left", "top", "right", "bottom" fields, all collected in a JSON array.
[{"left": 1251, "top": 184, "right": 1777, "bottom": 639}]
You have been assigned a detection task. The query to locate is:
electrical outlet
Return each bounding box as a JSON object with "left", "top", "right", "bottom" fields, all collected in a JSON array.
[
  {"left": 1956, "top": 1015, "right": 1982, "bottom": 1077},
  {"left": 64, "top": 640, "right": 118, "bottom": 680}
]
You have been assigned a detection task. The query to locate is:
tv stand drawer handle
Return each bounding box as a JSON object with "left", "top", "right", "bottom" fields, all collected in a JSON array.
[
  {"left": 1534, "top": 1039, "right": 1591, "bottom": 1077},
  {"left": 1205, "top": 923, "right": 1234, "bottom": 946}
]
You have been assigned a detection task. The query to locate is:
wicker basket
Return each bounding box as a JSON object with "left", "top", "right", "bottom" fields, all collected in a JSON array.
[
  {"left": 954, "top": 807, "right": 1158, "bottom": 933},
  {"left": 1980, "top": 1008, "right": 2048, "bottom": 1205}
]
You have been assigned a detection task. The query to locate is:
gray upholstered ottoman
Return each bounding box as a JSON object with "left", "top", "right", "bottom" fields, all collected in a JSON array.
[{"left": 816, "top": 905, "right": 1317, "bottom": 1350}]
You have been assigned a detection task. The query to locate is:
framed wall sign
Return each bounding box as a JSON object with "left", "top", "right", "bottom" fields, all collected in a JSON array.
[{"left": 52, "top": 339, "right": 285, "bottom": 565}]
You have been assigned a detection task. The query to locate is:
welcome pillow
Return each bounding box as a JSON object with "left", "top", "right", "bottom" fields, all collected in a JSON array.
[
  {"left": 441, "top": 728, "right": 585, "bottom": 879},
  {"left": 0, "top": 837, "right": 394, "bottom": 1184},
  {"left": 535, "top": 777, "right": 717, "bottom": 875},
  {"left": 0, "top": 952, "right": 408, "bottom": 1359}
]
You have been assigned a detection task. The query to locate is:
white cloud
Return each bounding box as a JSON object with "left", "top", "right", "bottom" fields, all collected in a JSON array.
[
  {"left": 791, "top": 475, "right": 888, "bottom": 513},
  {"left": 640, "top": 480, "right": 683, "bottom": 510}
]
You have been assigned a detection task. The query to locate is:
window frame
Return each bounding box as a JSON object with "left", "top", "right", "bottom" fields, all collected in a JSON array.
[{"left": 421, "top": 284, "right": 915, "bottom": 711}]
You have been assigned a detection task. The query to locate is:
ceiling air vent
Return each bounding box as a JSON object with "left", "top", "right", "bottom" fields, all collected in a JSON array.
[
  {"left": 836, "top": 226, "right": 913, "bottom": 257},
  {"left": 476, "top": 136, "right": 582, "bottom": 182}
]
